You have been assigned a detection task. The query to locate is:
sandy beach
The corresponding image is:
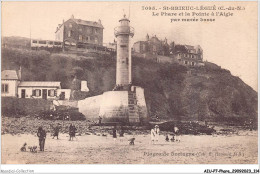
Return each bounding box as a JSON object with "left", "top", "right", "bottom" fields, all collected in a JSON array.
[{"left": 2, "top": 130, "right": 257, "bottom": 164}]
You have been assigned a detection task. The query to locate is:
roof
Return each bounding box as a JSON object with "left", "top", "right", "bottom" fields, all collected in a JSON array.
[
  {"left": 18, "top": 81, "right": 61, "bottom": 88},
  {"left": 55, "top": 18, "right": 104, "bottom": 33},
  {"left": 119, "top": 15, "right": 130, "bottom": 22},
  {"left": 174, "top": 45, "right": 187, "bottom": 52},
  {"left": 1, "top": 70, "right": 18, "bottom": 80},
  {"left": 134, "top": 41, "right": 146, "bottom": 44},
  {"left": 72, "top": 18, "right": 104, "bottom": 29},
  {"left": 184, "top": 45, "right": 195, "bottom": 50}
]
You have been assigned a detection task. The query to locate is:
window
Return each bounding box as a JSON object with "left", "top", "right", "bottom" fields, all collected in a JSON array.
[
  {"left": 94, "top": 28, "right": 98, "bottom": 33},
  {"left": 32, "top": 40, "right": 37, "bottom": 43},
  {"left": 94, "top": 37, "right": 98, "bottom": 43},
  {"left": 39, "top": 41, "right": 47, "bottom": 44},
  {"left": 69, "top": 23, "right": 72, "bottom": 28},
  {"left": 191, "top": 62, "right": 195, "bottom": 66},
  {"left": 1, "top": 84, "right": 8, "bottom": 93},
  {"left": 79, "top": 35, "right": 83, "bottom": 41},
  {"left": 33, "top": 89, "right": 41, "bottom": 97},
  {"left": 184, "top": 61, "right": 188, "bottom": 65},
  {"left": 48, "top": 41, "right": 53, "bottom": 45},
  {"left": 54, "top": 42, "right": 61, "bottom": 45},
  {"left": 48, "top": 89, "right": 55, "bottom": 97},
  {"left": 68, "top": 31, "right": 72, "bottom": 37},
  {"left": 87, "top": 28, "right": 92, "bottom": 34}
]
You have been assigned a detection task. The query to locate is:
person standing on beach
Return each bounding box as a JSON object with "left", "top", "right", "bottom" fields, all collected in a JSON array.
[
  {"left": 69, "top": 124, "right": 73, "bottom": 141},
  {"left": 69, "top": 124, "right": 77, "bottom": 141},
  {"left": 52, "top": 124, "right": 60, "bottom": 139},
  {"left": 113, "top": 126, "right": 117, "bottom": 144},
  {"left": 98, "top": 116, "right": 102, "bottom": 126},
  {"left": 37, "top": 126, "right": 46, "bottom": 151},
  {"left": 154, "top": 125, "right": 160, "bottom": 143},
  {"left": 151, "top": 127, "right": 156, "bottom": 144},
  {"left": 174, "top": 126, "right": 180, "bottom": 142},
  {"left": 119, "top": 125, "right": 125, "bottom": 142},
  {"left": 72, "top": 124, "right": 77, "bottom": 139}
]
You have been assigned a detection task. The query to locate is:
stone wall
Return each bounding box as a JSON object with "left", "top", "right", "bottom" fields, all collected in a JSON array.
[
  {"left": 99, "top": 91, "right": 129, "bottom": 122},
  {"left": 133, "top": 86, "right": 149, "bottom": 123},
  {"left": 78, "top": 95, "right": 102, "bottom": 121},
  {"left": 77, "top": 89, "right": 148, "bottom": 124}
]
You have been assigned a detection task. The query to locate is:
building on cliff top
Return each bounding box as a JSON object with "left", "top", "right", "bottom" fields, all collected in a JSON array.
[
  {"left": 133, "top": 34, "right": 169, "bottom": 56},
  {"left": 55, "top": 15, "right": 104, "bottom": 50},
  {"left": 173, "top": 44, "right": 204, "bottom": 67}
]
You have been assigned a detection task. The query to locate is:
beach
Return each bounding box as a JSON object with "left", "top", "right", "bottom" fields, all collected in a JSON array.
[{"left": 1, "top": 129, "right": 257, "bottom": 164}]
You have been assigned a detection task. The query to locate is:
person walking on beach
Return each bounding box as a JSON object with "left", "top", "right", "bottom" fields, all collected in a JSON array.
[{"left": 37, "top": 126, "right": 46, "bottom": 151}]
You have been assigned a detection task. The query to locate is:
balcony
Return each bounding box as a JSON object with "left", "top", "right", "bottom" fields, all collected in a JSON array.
[{"left": 114, "top": 26, "right": 134, "bottom": 37}]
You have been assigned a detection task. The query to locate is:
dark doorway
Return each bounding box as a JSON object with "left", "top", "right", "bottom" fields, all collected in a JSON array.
[
  {"left": 60, "top": 92, "right": 65, "bottom": 100},
  {"left": 21, "top": 89, "right": 26, "bottom": 98},
  {"left": 42, "top": 89, "right": 47, "bottom": 99}
]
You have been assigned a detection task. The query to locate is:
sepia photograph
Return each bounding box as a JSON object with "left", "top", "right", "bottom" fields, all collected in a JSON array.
[{"left": 1, "top": 0, "right": 258, "bottom": 169}]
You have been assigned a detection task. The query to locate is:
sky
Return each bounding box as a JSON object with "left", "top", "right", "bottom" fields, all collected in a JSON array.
[{"left": 2, "top": 1, "right": 258, "bottom": 91}]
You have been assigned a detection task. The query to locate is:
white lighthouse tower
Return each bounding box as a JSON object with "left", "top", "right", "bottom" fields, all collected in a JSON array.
[
  {"left": 79, "top": 15, "right": 148, "bottom": 125},
  {"left": 114, "top": 14, "right": 134, "bottom": 87}
]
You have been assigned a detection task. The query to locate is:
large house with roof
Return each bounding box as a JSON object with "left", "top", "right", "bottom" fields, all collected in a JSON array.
[
  {"left": 18, "top": 81, "right": 61, "bottom": 99},
  {"left": 1, "top": 70, "right": 71, "bottom": 100},
  {"left": 133, "top": 34, "right": 169, "bottom": 56},
  {"left": 55, "top": 15, "right": 104, "bottom": 50},
  {"left": 133, "top": 34, "right": 204, "bottom": 66},
  {"left": 173, "top": 44, "right": 204, "bottom": 67}
]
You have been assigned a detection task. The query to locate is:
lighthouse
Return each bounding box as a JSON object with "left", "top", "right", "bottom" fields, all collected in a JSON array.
[
  {"left": 114, "top": 14, "right": 134, "bottom": 87},
  {"left": 78, "top": 15, "right": 148, "bottom": 125}
]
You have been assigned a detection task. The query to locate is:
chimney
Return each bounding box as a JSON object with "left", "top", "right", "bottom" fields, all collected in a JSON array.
[
  {"left": 18, "top": 66, "right": 22, "bottom": 81},
  {"left": 146, "top": 33, "right": 149, "bottom": 41},
  {"left": 98, "top": 19, "right": 101, "bottom": 24}
]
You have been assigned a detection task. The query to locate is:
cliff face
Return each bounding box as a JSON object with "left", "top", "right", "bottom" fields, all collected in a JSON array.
[
  {"left": 132, "top": 59, "right": 257, "bottom": 122},
  {"left": 2, "top": 46, "right": 257, "bottom": 123}
]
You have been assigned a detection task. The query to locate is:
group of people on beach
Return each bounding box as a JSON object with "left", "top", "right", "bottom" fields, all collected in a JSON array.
[
  {"left": 150, "top": 125, "right": 180, "bottom": 144},
  {"left": 35, "top": 123, "right": 77, "bottom": 151},
  {"left": 34, "top": 123, "right": 180, "bottom": 152}
]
